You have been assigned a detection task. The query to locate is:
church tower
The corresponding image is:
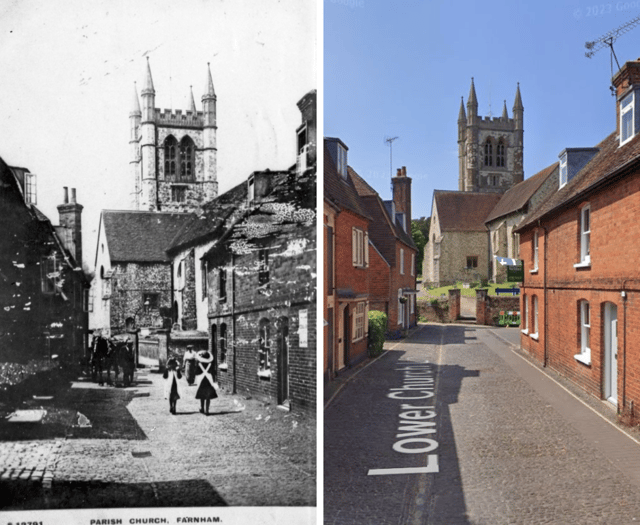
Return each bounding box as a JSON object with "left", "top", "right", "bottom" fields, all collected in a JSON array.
[
  {"left": 130, "top": 59, "right": 218, "bottom": 211},
  {"left": 457, "top": 79, "right": 524, "bottom": 193}
]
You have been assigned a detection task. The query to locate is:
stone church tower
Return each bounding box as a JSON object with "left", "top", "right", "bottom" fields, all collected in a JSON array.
[
  {"left": 130, "top": 59, "right": 218, "bottom": 211},
  {"left": 458, "top": 78, "right": 524, "bottom": 193}
]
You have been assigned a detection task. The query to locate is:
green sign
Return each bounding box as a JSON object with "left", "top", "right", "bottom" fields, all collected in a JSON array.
[{"left": 507, "top": 260, "right": 524, "bottom": 282}]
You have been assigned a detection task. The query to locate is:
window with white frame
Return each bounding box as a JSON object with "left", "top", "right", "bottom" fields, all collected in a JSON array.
[
  {"left": 532, "top": 230, "right": 539, "bottom": 272},
  {"left": 579, "top": 205, "right": 590, "bottom": 265},
  {"left": 352, "top": 227, "right": 369, "bottom": 268},
  {"left": 337, "top": 144, "right": 347, "bottom": 179},
  {"left": 522, "top": 294, "right": 529, "bottom": 333},
  {"left": 400, "top": 248, "right": 405, "bottom": 274},
  {"left": 411, "top": 253, "right": 415, "bottom": 276},
  {"left": 353, "top": 302, "right": 365, "bottom": 341},
  {"left": 532, "top": 295, "right": 539, "bottom": 339},
  {"left": 559, "top": 153, "right": 568, "bottom": 188},
  {"left": 621, "top": 91, "right": 635, "bottom": 146},
  {"left": 410, "top": 294, "right": 415, "bottom": 314},
  {"left": 24, "top": 173, "right": 37, "bottom": 205},
  {"left": 576, "top": 301, "right": 591, "bottom": 364}
]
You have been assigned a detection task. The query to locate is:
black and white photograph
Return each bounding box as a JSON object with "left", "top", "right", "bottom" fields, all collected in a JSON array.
[{"left": 0, "top": 1, "right": 316, "bottom": 523}]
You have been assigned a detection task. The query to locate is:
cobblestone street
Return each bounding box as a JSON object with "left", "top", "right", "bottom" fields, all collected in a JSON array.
[
  {"left": 0, "top": 366, "right": 315, "bottom": 510},
  {"left": 325, "top": 324, "right": 640, "bottom": 524}
]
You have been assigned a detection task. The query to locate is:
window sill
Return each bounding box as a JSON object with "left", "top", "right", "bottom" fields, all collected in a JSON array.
[
  {"left": 521, "top": 329, "right": 529, "bottom": 335},
  {"left": 219, "top": 363, "right": 228, "bottom": 371},
  {"left": 257, "top": 370, "right": 271, "bottom": 380},
  {"left": 574, "top": 353, "right": 591, "bottom": 366},
  {"left": 530, "top": 333, "right": 539, "bottom": 341},
  {"left": 529, "top": 268, "right": 538, "bottom": 275},
  {"left": 573, "top": 261, "right": 591, "bottom": 269}
]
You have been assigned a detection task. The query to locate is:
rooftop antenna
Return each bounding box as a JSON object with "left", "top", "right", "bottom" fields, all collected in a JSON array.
[
  {"left": 385, "top": 136, "right": 399, "bottom": 194},
  {"left": 585, "top": 14, "right": 640, "bottom": 95}
]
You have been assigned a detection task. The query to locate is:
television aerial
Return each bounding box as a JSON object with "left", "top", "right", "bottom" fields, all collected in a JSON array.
[
  {"left": 585, "top": 14, "right": 640, "bottom": 94},
  {"left": 384, "top": 136, "right": 399, "bottom": 193}
]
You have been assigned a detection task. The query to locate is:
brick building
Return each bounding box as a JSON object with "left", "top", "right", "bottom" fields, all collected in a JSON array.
[
  {"left": 516, "top": 57, "right": 640, "bottom": 416},
  {"left": 0, "top": 158, "right": 89, "bottom": 364},
  {"left": 167, "top": 90, "right": 317, "bottom": 413},
  {"left": 324, "top": 137, "right": 417, "bottom": 384}
]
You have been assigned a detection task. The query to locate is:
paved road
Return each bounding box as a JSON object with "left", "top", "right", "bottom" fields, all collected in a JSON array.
[
  {"left": 325, "top": 324, "right": 640, "bottom": 524},
  {"left": 0, "top": 366, "right": 315, "bottom": 509}
]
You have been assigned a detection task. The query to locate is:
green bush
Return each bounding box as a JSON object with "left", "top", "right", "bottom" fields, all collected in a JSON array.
[{"left": 368, "top": 310, "right": 388, "bottom": 358}]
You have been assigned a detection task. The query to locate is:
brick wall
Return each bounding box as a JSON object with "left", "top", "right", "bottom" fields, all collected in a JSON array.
[{"left": 519, "top": 165, "right": 640, "bottom": 417}]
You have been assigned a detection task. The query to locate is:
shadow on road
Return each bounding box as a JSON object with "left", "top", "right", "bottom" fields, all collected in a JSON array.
[{"left": 1, "top": 477, "right": 228, "bottom": 509}]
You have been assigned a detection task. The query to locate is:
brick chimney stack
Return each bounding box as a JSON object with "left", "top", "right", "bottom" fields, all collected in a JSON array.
[
  {"left": 57, "top": 187, "right": 83, "bottom": 267},
  {"left": 392, "top": 166, "right": 412, "bottom": 233}
]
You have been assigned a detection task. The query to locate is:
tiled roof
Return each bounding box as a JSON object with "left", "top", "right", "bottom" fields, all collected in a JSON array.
[
  {"left": 348, "top": 167, "right": 416, "bottom": 264},
  {"left": 166, "top": 180, "right": 248, "bottom": 253},
  {"left": 518, "top": 131, "right": 640, "bottom": 230},
  {"left": 485, "top": 162, "right": 558, "bottom": 224},
  {"left": 103, "top": 210, "right": 193, "bottom": 263},
  {"left": 434, "top": 191, "right": 503, "bottom": 232},
  {"left": 323, "top": 143, "right": 371, "bottom": 220}
]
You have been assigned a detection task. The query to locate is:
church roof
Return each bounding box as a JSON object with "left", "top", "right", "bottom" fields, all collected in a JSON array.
[
  {"left": 434, "top": 191, "right": 502, "bottom": 232},
  {"left": 323, "top": 143, "right": 371, "bottom": 220},
  {"left": 485, "top": 162, "right": 558, "bottom": 224},
  {"left": 102, "top": 210, "right": 193, "bottom": 263},
  {"left": 517, "top": 130, "right": 640, "bottom": 230}
]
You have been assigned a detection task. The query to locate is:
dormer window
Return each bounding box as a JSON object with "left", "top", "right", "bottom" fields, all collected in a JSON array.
[
  {"left": 337, "top": 144, "right": 347, "bottom": 179},
  {"left": 620, "top": 91, "right": 635, "bottom": 146},
  {"left": 24, "top": 173, "right": 37, "bottom": 205},
  {"left": 559, "top": 153, "right": 568, "bottom": 189},
  {"left": 248, "top": 177, "right": 255, "bottom": 203}
]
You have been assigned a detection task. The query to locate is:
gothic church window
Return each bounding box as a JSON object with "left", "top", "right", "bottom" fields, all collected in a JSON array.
[
  {"left": 180, "top": 136, "right": 195, "bottom": 181},
  {"left": 164, "top": 136, "right": 177, "bottom": 179},
  {"left": 484, "top": 140, "right": 493, "bottom": 167},
  {"left": 496, "top": 139, "right": 505, "bottom": 167}
]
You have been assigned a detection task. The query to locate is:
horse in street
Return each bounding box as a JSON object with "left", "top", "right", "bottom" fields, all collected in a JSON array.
[
  {"left": 90, "top": 334, "right": 115, "bottom": 386},
  {"left": 111, "top": 338, "right": 136, "bottom": 387}
]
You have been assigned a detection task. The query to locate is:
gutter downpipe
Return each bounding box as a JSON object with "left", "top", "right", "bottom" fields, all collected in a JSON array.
[
  {"left": 232, "top": 252, "right": 237, "bottom": 395},
  {"left": 539, "top": 220, "right": 549, "bottom": 368},
  {"left": 622, "top": 280, "right": 629, "bottom": 414}
]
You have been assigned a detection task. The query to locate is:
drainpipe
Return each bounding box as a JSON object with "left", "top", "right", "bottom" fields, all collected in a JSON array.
[
  {"left": 538, "top": 221, "right": 549, "bottom": 368},
  {"left": 231, "top": 252, "right": 237, "bottom": 395},
  {"left": 622, "top": 280, "right": 629, "bottom": 413}
]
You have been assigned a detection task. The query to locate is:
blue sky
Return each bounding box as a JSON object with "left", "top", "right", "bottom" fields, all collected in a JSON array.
[
  {"left": 0, "top": 0, "right": 315, "bottom": 269},
  {"left": 324, "top": 0, "right": 640, "bottom": 219}
]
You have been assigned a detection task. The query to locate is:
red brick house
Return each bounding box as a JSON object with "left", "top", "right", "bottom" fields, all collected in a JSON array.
[
  {"left": 350, "top": 166, "right": 418, "bottom": 335},
  {"left": 324, "top": 137, "right": 418, "bottom": 384},
  {"left": 324, "top": 138, "right": 371, "bottom": 382},
  {"left": 516, "top": 57, "right": 640, "bottom": 417}
]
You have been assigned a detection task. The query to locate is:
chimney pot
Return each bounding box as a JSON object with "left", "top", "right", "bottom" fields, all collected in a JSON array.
[
  {"left": 402, "top": 166, "right": 407, "bottom": 177},
  {"left": 396, "top": 168, "right": 402, "bottom": 177},
  {"left": 71, "top": 188, "right": 77, "bottom": 204},
  {"left": 63, "top": 187, "right": 69, "bottom": 204}
]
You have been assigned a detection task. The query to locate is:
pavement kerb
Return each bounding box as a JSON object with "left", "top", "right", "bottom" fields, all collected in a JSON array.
[
  {"left": 324, "top": 325, "right": 422, "bottom": 410},
  {"left": 488, "top": 327, "right": 640, "bottom": 447}
]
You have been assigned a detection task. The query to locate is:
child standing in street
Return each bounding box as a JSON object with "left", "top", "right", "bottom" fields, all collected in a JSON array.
[
  {"left": 195, "top": 350, "right": 218, "bottom": 415},
  {"left": 163, "top": 357, "right": 182, "bottom": 415}
]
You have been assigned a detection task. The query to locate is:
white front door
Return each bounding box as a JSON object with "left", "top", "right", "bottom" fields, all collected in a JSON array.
[{"left": 604, "top": 303, "right": 618, "bottom": 405}]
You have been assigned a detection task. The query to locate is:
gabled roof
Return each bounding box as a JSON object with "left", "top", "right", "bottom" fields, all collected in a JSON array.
[
  {"left": 166, "top": 180, "right": 248, "bottom": 254},
  {"left": 485, "top": 162, "right": 558, "bottom": 224},
  {"left": 517, "top": 131, "right": 640, "bottom": 230},
  {"left": 102, "top": 210, "right": 193, "bottom": 263},
  {"left": 323, "top": 143, "right": 371, "bottom": 220},
  {"left": 349, "top": 167, "right": 416, "bottom": 260},
  {"left": 434, "top": 191, "right": 502, "bottom": 232}
]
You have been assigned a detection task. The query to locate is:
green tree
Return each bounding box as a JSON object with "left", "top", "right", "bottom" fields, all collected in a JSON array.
[{"left": 411, "top": 220, "right": 427, "bottom": 275}]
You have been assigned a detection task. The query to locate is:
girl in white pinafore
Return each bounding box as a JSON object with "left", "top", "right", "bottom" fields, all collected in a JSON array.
[{"left": 195, "top": 350, "right": 218, "bottom": 415}]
